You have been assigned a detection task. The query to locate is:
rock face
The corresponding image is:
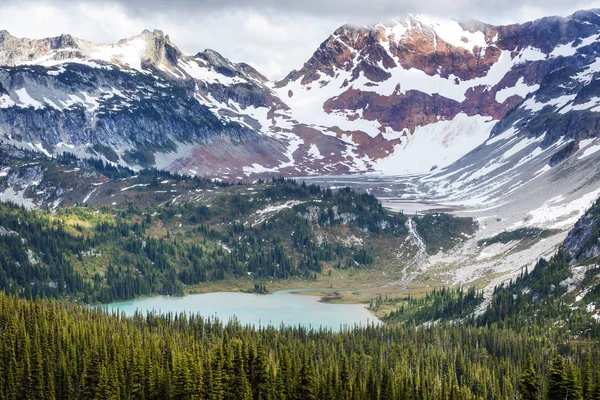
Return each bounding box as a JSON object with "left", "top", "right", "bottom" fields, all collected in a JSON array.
[
  {"left": 0, "top": 30, "right": 289, "bottom": 178},
  {"left": 273, "top": 11, "right": 600, "bottom": 174},
  {"left": 563, "top": 198, "right": 600, "bottom": 262},
  {"left": 3, "top": 11, "right": 600, "bottom": 178}
]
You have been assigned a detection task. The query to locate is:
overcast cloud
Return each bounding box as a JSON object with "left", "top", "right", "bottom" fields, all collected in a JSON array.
[{"left": 0, "top": 0, "right": 599, "bottom": 79}]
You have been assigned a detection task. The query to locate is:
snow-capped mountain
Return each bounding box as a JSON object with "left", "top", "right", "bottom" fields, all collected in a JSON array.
[
  {"left": 0, "top": 29, "right": 290, "bottom": 178},
  {"left": 272, "top": 10, "right": 600, "bottom": 175},
  {"left": 2, "top": 10, "right": 600, "bottom": 179}
]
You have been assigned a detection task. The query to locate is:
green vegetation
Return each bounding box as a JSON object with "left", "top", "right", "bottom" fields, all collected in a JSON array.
[
  {"left": 3, "top": 150, "right": 600, "bottom": 398},
  {"left": 476, "top": 200, "right": 600, "bottom": 336},
  {"left": 0, "top": 178, "right": 413, "bottom": 303},
  {"left": 477, "top": 227, "right": 558, "bottom": 247},
  {"left": 480, "top": 250, "right": 600, "bottom": 336},
  {"left": 1, "top": 292, "right": 599, "bottom": 400},
  {"left": 414, "top": 213, "right": 477, "bottom": 255},
  {"left": 122, "top": 148, "right": 156, "bottom": 168},
  {"left": 382, "top": 287, "right": 483, "bottom": 325}
]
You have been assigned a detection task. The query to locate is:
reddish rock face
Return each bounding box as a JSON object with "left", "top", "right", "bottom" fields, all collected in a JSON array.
[
  {"left": 324, "top": 88, "right": 461, "bottom": 132},
  {"left": 388, "top": 25, "right": 502, "bottom": 81},
  {"left": 281, "top": 18, "right": 504, "bottom": 88},
  {"left": 269, "top": 12, "right": 600, "bottom": 176},
  {"left": 3, "top": 12, "right": 600, "bottom": 179}
]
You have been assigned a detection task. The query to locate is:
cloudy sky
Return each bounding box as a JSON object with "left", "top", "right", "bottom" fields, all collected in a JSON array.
[{"left": 1, "top": 1, "right": 600, "bottom": 79}]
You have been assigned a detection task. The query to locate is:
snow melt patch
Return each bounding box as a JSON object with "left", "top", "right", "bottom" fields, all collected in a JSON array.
[
  {"left": 501, "top": 134, "right": 544, "bottom": 159},
  {"left": 57, "top": 142, "right": 76, "bottom": 149},
  {"left": 243, "top": 163, "right": 278, "bottom": 175},
  {"left": 373, "top": 114, "right": 495, "bottom": 174},
  {"left": 522, "top": 94, "right": 577, "bottom": 113},
  {"left": 307, "top": 144, "right": 324, "bottom": 160},
  {"left": 412, "top": 15, "right": 487, "bottom": 52},
  {"left": 179, "top": 59, "right": 244, "bottom": 85},
  {"left": 87, "top": 37, "right": 148, "bottom": 71},
  {"left": 120, "top": 183, "right": 150, "bottom": 191},
  {"left": 578, "top": 143, "right": 600, "bottom": 160},
  {"left": 252, "top": 201, "right": 305, "bottom": 227},
  {"left": 0, "top": 94, "right": 16, "bottom": 108},
  {"left": 559, "top": 96, "right": 600, "bottom": 114},
  {"left": 15, "top": 88, "right": 43, "bottom": 109},
  {"left": 28, "top": 143, "right": 52, "bottom": 158},
  {"left": 516, "top": 188, "right": 600, "bottom": 229},
  {"left": 495, "top": 78, "right": 540, "bottom": 103}
]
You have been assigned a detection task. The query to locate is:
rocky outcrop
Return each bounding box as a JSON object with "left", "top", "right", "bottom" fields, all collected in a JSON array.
[
  {"left": 4, "top": 11, "right": 600, "bottom": 178},
  {"left": 0, "top": 30, "right": 85, "bottom": 66},
  {"left": 563, "top": 198, "right": 600, "bottom": 261},
  {"left": 0, "top": 30, "right": 290, "bottom": 176}
]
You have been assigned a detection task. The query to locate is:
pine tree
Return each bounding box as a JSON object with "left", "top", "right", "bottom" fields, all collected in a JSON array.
[
  {"left": 365, "top": 367, "right": 378, "bottom": 400},
  {"left": 380, "top": 367, "right": 394, "bottom": 400},
  {"left": 83, "top": 350, "right": 102, "bottom": 399},
  {"left": 190, "top": 353, "right": 203, "bottom": 400},
  {"left": 173, "top": 352, "right": 192, "bottom": 400},
  {"left": 547, "top": 354, "right": 567, "bottom": 400},
  {"left": 252, "top": 343, "right": 270, "bottom": 400},
  {"left": 593, "top": 375, "right": 600, "bottom": 400},
  {"left": 566, "top": 362, "right": 582, "bottom": 400},
  {"left": 299, "top": 356, "right": 316, "bottom": 400},
  {"left": 582, "top": 353, "right": 593, "bottom": 400},
  {"left": 30, "top": 333, "right": 46, "bottom": 400},
  {"left": 274, "top": 348, "right": 292, "bottom": 400},
  {"left": 97, "top": 363, "right": 116, "bottom": 400},
  {"left": 205, "top": 349, "right": 224, "bottom": 400},
  {"left": 340, "top": 350, "right": 351, "bottom": 399},
  {"left": 20, "top": 336, "right": 32, "bottom": 400},
  {"left": 232, "top": 341, "right": 252, "bottom": 400},
  {"left": 519, "top": 355, "right": 538, "bottom": 400}
]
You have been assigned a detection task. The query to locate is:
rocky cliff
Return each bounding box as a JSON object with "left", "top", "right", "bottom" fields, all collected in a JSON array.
[{"left": 3, "top": 11, "right": 600, "bottom": 179}]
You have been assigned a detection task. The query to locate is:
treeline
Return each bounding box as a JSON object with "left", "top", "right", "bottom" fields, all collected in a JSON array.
[
  {"left": 480, "top": 248, "right": 600, "bottom": 337},
  {"left": 384, "top": 287, "right": 483, "bottom": 324},
  {"left": 0, "top": 176, "right": 412, "bottom": 302},
  {"left": 0, "top": 293, "right": 599, "bottom": 400}
]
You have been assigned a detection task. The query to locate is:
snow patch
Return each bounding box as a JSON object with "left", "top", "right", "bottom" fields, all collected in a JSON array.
[
  {"left": 495, "top": 77, "right": 539, "bottom": 103},
  {"left": 15, "top": 88, "right": 43, "bottom": 109},
  {"left": 120, "top": 183, "right": 150, "bottom": 191},
  {"left": 373, "top": 114, "right": 495, "bottom": 174},
  {"left": 515, "top": 188, "right": 600, "bottom": 229}
]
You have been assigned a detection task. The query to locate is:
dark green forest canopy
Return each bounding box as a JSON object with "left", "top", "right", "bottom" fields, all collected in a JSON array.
[{"left": 0, "top": 293, "right": 599, "bottom": 400}]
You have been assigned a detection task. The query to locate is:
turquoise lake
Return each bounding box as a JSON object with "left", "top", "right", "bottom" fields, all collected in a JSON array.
[{"left": 106, "top": 289, "right": 380, "bottom": 331}]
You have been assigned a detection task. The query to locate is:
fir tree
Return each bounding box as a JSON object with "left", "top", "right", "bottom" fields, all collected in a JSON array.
[
  {"left": 566, "top": 362, "right": 582, "bottom": 400},
  {"left": 519, "top": 355, "right": 538, "bottom": 400},
  {"left": 582, "top": 353, "right": 593, "bottom": 400},
  {"left": 547, "top": 354, "right": 567, "bottom": 400},
  {"left": 299, "top": 357, "right": 316, "bottom": 400}
]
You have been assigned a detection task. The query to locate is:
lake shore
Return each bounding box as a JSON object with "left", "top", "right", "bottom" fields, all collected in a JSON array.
[
  {"left": 106, "top": 289, "right": 382, "bottom": 331},
  {"left": 180, "top": 269, "right": 436, "bottom": 320}
]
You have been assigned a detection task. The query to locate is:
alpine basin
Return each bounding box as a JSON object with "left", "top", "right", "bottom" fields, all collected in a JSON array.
[{"left": 106, "top": 289, "right": 380, "bottom": 331}]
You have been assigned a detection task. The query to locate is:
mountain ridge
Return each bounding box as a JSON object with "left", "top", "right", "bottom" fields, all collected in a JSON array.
[{"left": 2, "top": 10, "right": 600, "bottom": 182}]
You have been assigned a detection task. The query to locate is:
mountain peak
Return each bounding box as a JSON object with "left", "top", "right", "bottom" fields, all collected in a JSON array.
[
  {"left": 136, "top": 29, "right": 168, "bottom": 40},
  {"left": 0, "top": 30, "right": 86, "bottom": 66},
  {"left": 107, "top": 29, "right": 182, "bottom": 71}
]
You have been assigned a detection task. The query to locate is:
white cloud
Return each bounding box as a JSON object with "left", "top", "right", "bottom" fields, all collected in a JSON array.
[{"left": 0, "top": 1, "right": 599, "bottom": 79}]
